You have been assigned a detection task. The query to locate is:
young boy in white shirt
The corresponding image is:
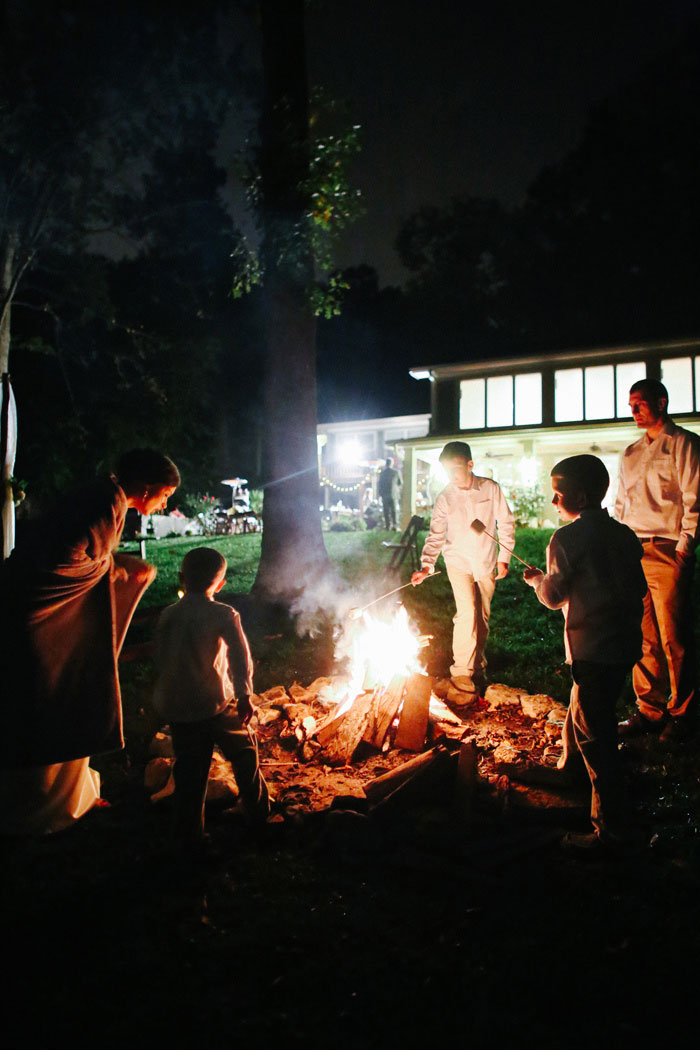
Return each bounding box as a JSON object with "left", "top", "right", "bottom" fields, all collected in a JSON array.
[
  {"left": 524, "top": 455, "right": 646, "bottom": 851},
  {"left": 411, "top": 441, "right": 515, "bottom": 700},
  {"left": 153, "top": 547, "right": 269, "bottom": 852}
]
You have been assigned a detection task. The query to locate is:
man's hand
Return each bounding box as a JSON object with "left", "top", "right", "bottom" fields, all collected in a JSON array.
[
  {"left": 411, "top": 568, "right": 432, "bottom": 586},
  {"left": 523, "top": 567, "right": 544, "bottom": 589},
  {"left": 495, "top": 561, "right": 509, "bottom": 580},
  {"left": 675, "top": 548, "right": 694, "bottom": 567},
  {"left": 237, "top": 695, "right": 254, "bottom": 725}
]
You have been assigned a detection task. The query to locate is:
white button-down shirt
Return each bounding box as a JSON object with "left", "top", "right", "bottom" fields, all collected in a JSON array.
[
  {"left": 153, "top": 593, "right": 253, "bottom": 723},
  {"left": 614, "top": 419, "right": 700, "bottom": 556},
  {"left": 532, "top": 508, "right": 645, "bottom": 664},
  {"left": 420, "top": 475, "right": 515, "bottom": 578}
]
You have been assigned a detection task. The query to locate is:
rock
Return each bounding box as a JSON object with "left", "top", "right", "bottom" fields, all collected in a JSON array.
[
  {"left": 492, "top": 740, "right": 527, "bottom": 774},
  {"left": 484, "top": 684, "right": 522, "bottom": 709},
  {"left": 206, "top": 751, "right": 239, "bottom": 802},
  {"left": 519, "top": 693, "right": 558, "bottom": 720},
  {"left": 279, "top": 702, "right": 315, "bottom": 722},
  {"left": 255, "top": 706, "right": 282, "bottom": 726},
  {"left": 547, "top": 702, "right": 568, "bottom": 723},
  {"left": 289, "top": 682, "right": 316, "bottom": 704},
  {"left": 149, "top": 730, "right": 174, "bottom": 758},
  {"left": 543, "top": 720, "right": 563, "bottom": 741},
  {"left": 259, "top": 685, "right": 289, "bottom": 705},
  {"left": 307, "top": 676, "right": 332, "bottom": 695},
  {"left": 144, "top": 756, "right": 172, "bottom": 793}
]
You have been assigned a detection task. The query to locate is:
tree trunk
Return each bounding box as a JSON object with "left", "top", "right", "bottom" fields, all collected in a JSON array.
[
  {"left": 1, "top": 231, "right": 18, "bottom": 558},
  {"left": 0, "top": 229, "right": 17, "bottom": 375},
  {"left": 253, "top": 0, "right": 329, "bottom": 601}
]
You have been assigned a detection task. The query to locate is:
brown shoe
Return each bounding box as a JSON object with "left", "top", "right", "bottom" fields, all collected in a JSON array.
[{"left": 451, "top": 676, "right": 477, "bottom": 693}]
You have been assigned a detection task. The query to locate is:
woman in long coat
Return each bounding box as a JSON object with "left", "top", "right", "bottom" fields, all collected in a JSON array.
[{"left": 0, "top": 448, "right": 180, "bottom": 833}]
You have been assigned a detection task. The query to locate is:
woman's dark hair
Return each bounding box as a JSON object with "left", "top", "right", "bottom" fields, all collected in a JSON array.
[
  {"left": 114, "top": 449, "right": 180, "bottom": 489},
  {"left": 181, "top": 547, "right": 226, "bottom": 591}
]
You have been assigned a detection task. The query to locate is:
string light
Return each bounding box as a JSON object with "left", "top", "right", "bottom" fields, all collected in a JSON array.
[{"left": 319, "top": 473, "right": 372, "bottom": 494}]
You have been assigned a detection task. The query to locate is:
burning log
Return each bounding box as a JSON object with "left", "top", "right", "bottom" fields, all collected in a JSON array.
[
  {"left": 371, "top": 742, "right": 458, "bottom": 813},
  {"left": 322, "top": 690, "right": 378, "bottom": 765},
  {"left": 395, "top": 673, "right": 432, "bottom": 751},
  {"left": 315, "top": 708, "right": 350, "bottom": 747},
  {"left": 362, "top": 673, "right": 406, "bottom": 748},
  {"left": 363, "top": 747, "right": 442, "bottom": 805}
]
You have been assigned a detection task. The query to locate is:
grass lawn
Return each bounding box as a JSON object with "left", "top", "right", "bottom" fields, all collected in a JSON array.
[
  {"left": 5, "top": 527, "right": 700, "bottom": 1046},
  {"left": 123, "top": 526, "right": 574, "bottom": 703}
]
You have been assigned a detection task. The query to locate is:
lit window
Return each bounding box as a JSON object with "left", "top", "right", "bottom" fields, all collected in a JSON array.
[
  {"left": 661, "top": 357, "right": 693, "bottom": 413},
  {"left": 459, "top": 379, "right": 485, "bottom": 429},
  {"left": 515, "top": 373, "right": 542, "bottom": 424},
  {"left": 555, "top": 368, "right": 583, "bottom": 422},
  {"left": 584, "top": 365, "right": 615, "bottom": 420},
  {"left": 487, "top": 375, "right": 513, "bottom": 427},
  {"left": 615, "top": 362, "right": 645, "bottom": 416}
]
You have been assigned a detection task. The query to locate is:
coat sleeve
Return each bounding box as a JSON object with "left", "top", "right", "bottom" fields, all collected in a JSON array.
[
  {"left": 533, "top": 533, "right": 571, "bottom": 610},
  {"left": 222, "top": 608, "right": 254, "bottom": 698},
  {"left": 494, "top": 484, "right": 515, "bottom": 565},
  {"left": 674, "top": 432, "right": 700, "bottom": 555},
  {"left": 420, "top": 491, "right": 448, "bottom": 571}
]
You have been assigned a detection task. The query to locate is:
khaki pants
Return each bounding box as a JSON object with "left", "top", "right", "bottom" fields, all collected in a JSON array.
[
  {"left": 445, "top": 564, "right": 496, "bottom": 682},
  {"left": 633, "top": 539, "right": 696, "bottom": 722}
]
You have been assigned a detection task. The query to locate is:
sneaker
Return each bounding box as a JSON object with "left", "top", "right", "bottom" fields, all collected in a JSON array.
[
  {"left": 617, "top": 711, "right": 664, "bottom": 739},
  {"left": 560, "top": 831, "right": 606, "bottom": 855},
  {"left": 451, "top": 675, "right": 477, "bottom": 693}
]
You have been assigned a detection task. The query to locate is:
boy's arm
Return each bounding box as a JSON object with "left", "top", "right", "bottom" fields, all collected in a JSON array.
[
  {"left": 494, "top": 484, "right": 516, "bottom": 566},
  {"left": 523, "top": 534, "right": 571, "bottom": 609},
  {"left": 412, "top": 493, "right": 447, "bottom": 583},
  {"left": 222, "top": 608, "right": 255, "bottom": 720}
]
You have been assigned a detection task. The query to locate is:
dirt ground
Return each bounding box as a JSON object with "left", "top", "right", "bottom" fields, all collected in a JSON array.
[{"left": 4, "top": 670, "right": 700, "bottom": 1048}]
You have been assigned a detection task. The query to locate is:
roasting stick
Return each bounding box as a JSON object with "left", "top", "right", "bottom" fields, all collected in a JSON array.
[
  {"left": 348, "top": 571, "right": 442, "bottom": 620},
  {"left": 470, "top": 518, "right": 536, "bottom": 570}
]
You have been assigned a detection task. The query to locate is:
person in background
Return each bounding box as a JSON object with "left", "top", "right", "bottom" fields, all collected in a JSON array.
[
  {"left": 615, "top": 379, "right": 700, "bottom": 744},
  {"left": 152, "top": 547, "right": 270, "bottom": 856},
  {"left": 0, "top": 448, "right": 180, "bottom": 834},
  {"left": 524, "top": 455, "right": 646, "bottom": 853},
  {"left": 411, "top": 440, "right": 514, "bottom": 701},
  {"left": 378, "top": 457, "right": 401, "bottom": 530}
]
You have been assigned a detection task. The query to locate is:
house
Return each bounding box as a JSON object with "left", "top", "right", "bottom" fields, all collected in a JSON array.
[
  {"left": 317, "top": 413, "right": 430, "bottom": 510},
  {"left": 400, "top": 338, "right": 700, "bottom": 525}
]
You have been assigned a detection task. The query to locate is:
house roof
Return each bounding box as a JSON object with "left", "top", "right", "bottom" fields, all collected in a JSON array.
[{"left": 409, "top": 337, "right": 700, "bottom": 381}]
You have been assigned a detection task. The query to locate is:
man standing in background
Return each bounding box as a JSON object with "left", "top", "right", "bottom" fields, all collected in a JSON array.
[
  {"left": 615, "top": 378, "right": 700, "bottom": 744},
  {"left": 378, "top": 457, "right": 401, "bottom": 530}
]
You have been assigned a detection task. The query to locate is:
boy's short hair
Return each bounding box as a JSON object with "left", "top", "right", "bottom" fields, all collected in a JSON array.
[
  {"left": 181, "top": 547, "right": 227, "bottom": 591},
  {"left": 551, "top": 455, "right": 609, "bottom": 502},
  {"left": 629, "top": 378, "right": 669, "bottom": 409},
  {"left": 439, "top": 440, "right": 472, "bottom": 463}
]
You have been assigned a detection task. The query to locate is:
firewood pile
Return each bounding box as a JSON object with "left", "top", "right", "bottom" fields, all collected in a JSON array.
[{"left": 144, "top": 677, "right": 585, "bottom": 822}]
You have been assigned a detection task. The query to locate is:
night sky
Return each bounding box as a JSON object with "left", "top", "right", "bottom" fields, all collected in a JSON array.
[{"left": 306, "top": 0, "right": 698, "bottom": 286}]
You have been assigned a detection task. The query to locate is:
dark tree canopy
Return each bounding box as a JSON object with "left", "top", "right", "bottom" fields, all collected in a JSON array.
[{"left": 395, "top": 28, "right": 700, "bottom": 365}]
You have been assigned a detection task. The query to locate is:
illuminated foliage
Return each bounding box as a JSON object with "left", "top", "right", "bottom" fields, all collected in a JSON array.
[{"left": 233, "top": 90, "right": 362, "bottom": 316}]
